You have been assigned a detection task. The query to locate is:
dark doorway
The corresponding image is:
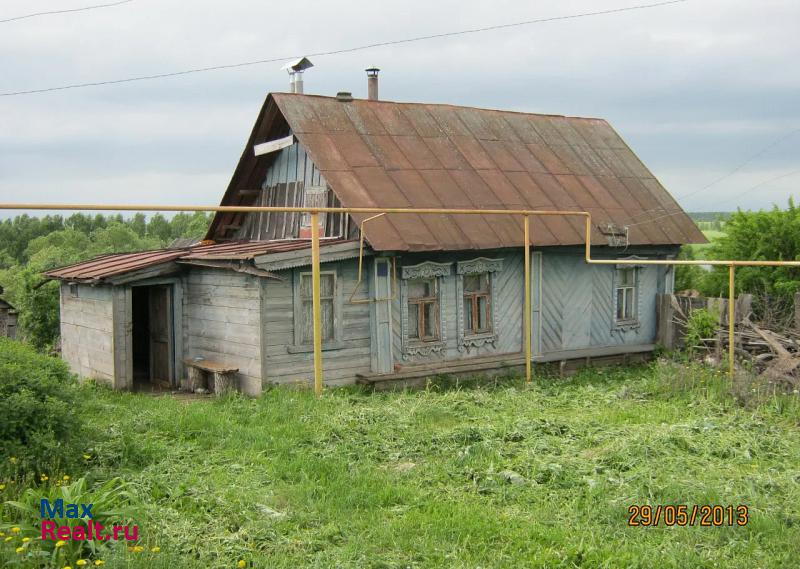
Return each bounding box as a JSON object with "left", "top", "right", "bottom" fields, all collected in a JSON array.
[{"left": 132, "top": 285, "right": 174, "bottom": 389}]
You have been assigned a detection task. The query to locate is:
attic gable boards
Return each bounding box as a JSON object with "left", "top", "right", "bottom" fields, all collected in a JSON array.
[{"left": 206, "top": 98, "right": 348, "bottom": 242}]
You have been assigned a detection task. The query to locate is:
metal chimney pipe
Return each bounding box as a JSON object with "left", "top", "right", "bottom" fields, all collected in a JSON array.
[
  {"left": 293, "top": 71, "right": 304, "bottom": 94},
  {"left": 366, "top": 67, "right": 380, "bottom": 100}
]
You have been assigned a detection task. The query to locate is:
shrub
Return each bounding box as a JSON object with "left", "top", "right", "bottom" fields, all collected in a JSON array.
[
  {"left": 0, "top": 338, "right": 83, "bottom": 479},
  {"left": 684, "top": 308, "right": 718, "bottom": 355}
]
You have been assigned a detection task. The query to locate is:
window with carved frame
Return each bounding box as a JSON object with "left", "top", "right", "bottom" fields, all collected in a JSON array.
[
  {"left": 462, "top": 272, "right": 492, "bottom": 336},
  {"left": 407, "top": 278, "right": 440, "bottom": 342},
  {"left": 615, "top": 267, "right": 637, "bottom": 323}
]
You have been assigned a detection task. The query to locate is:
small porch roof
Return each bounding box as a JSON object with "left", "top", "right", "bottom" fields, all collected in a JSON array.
[{"left": 45, "top": 239, "right": 354, "bottom": 284}]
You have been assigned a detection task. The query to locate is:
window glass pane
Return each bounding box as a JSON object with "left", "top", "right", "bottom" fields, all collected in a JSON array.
[
  {"left": 423, "top": 302, "right": 437, "bottom": 338},
  {"left": 464, "top": 273, "right": 490, "bottom": 293},
  {"left": 464, "top": 297, "right": 473, "bottom": 331},
  {"left": 618, "top": 268, "right": 634, "bottom": 286},
  {"left": 408, "top": 304, "right": 419, "bottom": 339},
  {"left": 408, "top": 279, "right": 433, "bottom": 299},
  {"left": 625, "top": 288, "right": 634, "bottom": 319},
  {"left": 616, "top": 288, "right": 625, "bottom": 320},
  {"left": 477, "top": 296, "right": 488, "bottom": 330}
]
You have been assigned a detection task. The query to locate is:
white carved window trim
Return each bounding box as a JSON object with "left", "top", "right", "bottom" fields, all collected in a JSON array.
[
  {"left": 612, "top": 264, "right": 641, "bottom": 330},
  {"left": 456, "top": 258, "right": 503, "bottom": 352},
  {"left": 399, "top": 261, "right": 451, "bottom": 360}
]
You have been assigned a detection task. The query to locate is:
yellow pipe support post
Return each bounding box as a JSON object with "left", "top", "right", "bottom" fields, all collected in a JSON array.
[
  {"left": 524, "top": 215, "right": 532, "bottom": 384},
  {"left": 729, "top": 264, "right": 735, "bottom": 378},
  {"left": 310, "top": 212, "right": 324, "bottom": 396}
]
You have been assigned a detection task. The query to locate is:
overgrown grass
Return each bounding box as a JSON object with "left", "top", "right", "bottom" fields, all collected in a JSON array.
[{"left": 3, "top": 361, "right": 799, "bottom": 568}]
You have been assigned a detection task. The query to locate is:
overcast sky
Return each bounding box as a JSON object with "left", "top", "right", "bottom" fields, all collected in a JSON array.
[{"left": 1, "top": 0, "right": 798, "bottom": 219}]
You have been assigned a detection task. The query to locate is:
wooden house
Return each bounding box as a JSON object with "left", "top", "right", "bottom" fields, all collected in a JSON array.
[
  {"left": 46, "top": 88, "right": 705, "bottom": 394},
  {"left": 0, "top": 286, "right": 18, "bottom": 339}
]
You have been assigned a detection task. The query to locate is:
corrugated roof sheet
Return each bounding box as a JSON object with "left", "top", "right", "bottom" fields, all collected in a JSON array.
[
  {"left": 45, "top": 239, "right": 349, "bottom": 282},
  {"left": 207, "top": 93, "right": 706, "bottom": 250}
]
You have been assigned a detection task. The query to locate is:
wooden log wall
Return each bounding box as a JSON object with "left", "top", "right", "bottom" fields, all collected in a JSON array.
[{"left": 59, "top": 283, "right": 116, "bottom": 384}]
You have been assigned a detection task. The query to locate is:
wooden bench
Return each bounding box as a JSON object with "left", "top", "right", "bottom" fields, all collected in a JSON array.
[{"left": 183, "top": 358, "right": 239, "bottom": 395}]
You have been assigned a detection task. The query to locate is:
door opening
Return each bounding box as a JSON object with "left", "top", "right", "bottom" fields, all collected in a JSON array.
[{"left": 132, "top": 285, "right": 174, "bottom": 389}]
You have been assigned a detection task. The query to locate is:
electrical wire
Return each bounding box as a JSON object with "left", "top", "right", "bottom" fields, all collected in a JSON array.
[
  {"left": 619, "top": 125, "right": 800, "bottom": 224},
  {"left": 624, "top": 168, "right": 800, "bottom": 229},
  {"left": 0, "top": 0, "right": 133, "bottom": 24},
  {"left": 0, "top": 0, "right": 690, "bottom": 97},
  {"left": 674, "top": 127, "right": 800, "bottom": 201}
]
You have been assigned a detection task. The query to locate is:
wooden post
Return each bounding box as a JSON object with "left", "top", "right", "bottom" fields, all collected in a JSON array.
[
  {"left": 214, "top": 372, "right": 235, "bottom": 395},
  {"left": 187, "top": 366, "right": 205, "bottom": 392},
  {"left": 795, "top": 292, "right": 800, "bottom": 330}
]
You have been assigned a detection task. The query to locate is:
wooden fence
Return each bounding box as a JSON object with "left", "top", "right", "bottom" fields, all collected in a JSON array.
[{"left": 656, "top": 293, "right": 753, "bottom": 350}]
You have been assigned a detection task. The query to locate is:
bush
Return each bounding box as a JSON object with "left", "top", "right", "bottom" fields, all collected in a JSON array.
[
  {"left": 0, "top": 338, "right": 84, "bottom": 479},
  {"left": 701, "top": 200, "right": 800, "bottom": 301},
  {"left": 684, "top": 308, "right": 718, "bottom": 355}
]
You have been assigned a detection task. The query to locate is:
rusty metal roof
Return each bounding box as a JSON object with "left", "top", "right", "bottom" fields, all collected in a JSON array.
[
  {"left": 45, "top": 239, "right": 349, "bottom": 282},
  {"left": 207, "top": 93, "right": 705, "bottom": 250},
  {"left": 45, "top": 250, "right": 187, "bottom": 282}
]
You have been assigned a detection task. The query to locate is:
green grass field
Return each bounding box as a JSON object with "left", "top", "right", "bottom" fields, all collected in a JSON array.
[{"left": 3, "top": 362, "right": 800, "bottom": 568}]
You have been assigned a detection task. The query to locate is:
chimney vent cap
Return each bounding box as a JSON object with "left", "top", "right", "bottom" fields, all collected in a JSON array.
[
  {"left": 336, "top": 91, "right": 354, "bottom": 102},
  {"left": 365, "top": 66, "right": 380, "bottom": 77},
  {"left": 281, "top": 57, "right": 314, "bottom": 72}
]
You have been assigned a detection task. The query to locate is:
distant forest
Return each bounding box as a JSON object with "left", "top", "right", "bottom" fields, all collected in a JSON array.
[{"left": 0, "top": 212, "right": 212, "bottom": 350}]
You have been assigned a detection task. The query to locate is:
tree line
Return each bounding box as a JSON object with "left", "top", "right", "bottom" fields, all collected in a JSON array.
[{"left": 0, "top": 212, "right": 212, "bottom": 350}]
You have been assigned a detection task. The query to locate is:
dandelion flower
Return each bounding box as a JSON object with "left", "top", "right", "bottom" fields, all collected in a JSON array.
[
  {"left": 0, "top": 532, "right": 4, "bottom": 537},
  {"left": 9, "top": 457, "right": 17, "bottom": 463},
  {"left": 83, "top": 455, "right": 91, "bottom": 461},
  {"left": 151, "top": 546, "right": 160, "bottom": 553},
  {"left": 11, "top": 527, "right": 20, "bottom": 533},
  {"left": 4, "top": 536, "right": 12, "bottom": 542},
  {"left": 64, "top": 566, "right": 73, "bottom": 569},
  {"left": 0, "top": 484, "right": 6, "bottom": 490},
  {"left": 40, "top": 474, "right": 49, "bottom": 482},
  {"left": 76, "top": 561, "right": 87, "bottom": 567},
  {"left": 132, "top": 545, "right": 144, "bottom": 553},
  {"left": 238, "top": 560, "right": 247, "bottom": 568},
  {"left": 94, "top": 561, "right": 105, "bottom": 566},
  {"left": 56, "top": 540, "right": 66, "bottom": 548},
  {"left": 15, "top": 547, "right": 24, "bottom": 554},
  {"left": 63, "top": 475, "right": 70, "bottom": 481},
  {"left": 22, "top": 537, "right": 30, "bottom": 543}
]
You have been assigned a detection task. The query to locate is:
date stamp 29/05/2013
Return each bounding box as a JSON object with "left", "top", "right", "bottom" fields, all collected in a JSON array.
[{"left": 628, "top": 505, "right": 749, "bottom": 527}]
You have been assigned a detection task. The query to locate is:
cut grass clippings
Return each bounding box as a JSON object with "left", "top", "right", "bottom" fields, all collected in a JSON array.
[{"left": 2, "top": 360, "right": 799, "bottom": 568}]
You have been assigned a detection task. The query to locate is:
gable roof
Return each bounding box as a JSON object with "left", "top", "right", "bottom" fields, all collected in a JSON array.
[{"left": 208, "top": 93, "right": 705, "bottom": 250}]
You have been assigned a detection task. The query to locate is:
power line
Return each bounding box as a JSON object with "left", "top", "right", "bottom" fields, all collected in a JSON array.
[
  {"left": 625, "top": 168, "right": 800, "bottom": 228},
  {"left": 0, "top": 0, "right": 133, "bottom": 24},
  {"left": 715, "top": 168, "right": 800, "bottom": 206},
  {"left": 675, "top": 127, "right": 800, "bottom": 201},
  {"left": 621, "top": 125, "right": 800, "bottom": 224},
  {"left": 0, "top": 0, "right": 690, "bottom": 97}
]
